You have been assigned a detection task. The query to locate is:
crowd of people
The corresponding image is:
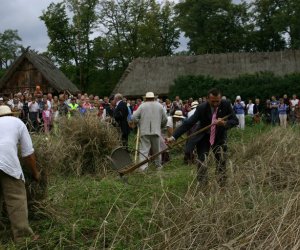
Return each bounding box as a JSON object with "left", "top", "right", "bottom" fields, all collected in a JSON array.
[
  {"left": 1, "top": 86, "right": 299, "bottom": 135},
  {"left": 2, "top": 85, "right": 300, "bottom": 243}
]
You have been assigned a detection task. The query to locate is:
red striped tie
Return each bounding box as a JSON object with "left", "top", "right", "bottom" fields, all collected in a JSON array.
[{"left": 210, "top": 108, "right": 218, "bottom": 145}]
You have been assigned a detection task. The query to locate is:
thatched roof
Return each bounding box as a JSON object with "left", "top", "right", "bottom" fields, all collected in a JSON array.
[
  {"left": 0, "top": 51, "right": 79, "bottom": 93},
  {"left": 113, "top": 50, "right": 300, "bottom": 97}
]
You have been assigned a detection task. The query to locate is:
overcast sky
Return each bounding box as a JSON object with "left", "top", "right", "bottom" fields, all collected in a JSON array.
[{"left": 0, "top": 0, "right": 244, "bottom": 53}]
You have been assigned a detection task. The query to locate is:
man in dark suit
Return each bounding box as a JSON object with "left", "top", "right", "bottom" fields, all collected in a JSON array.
[
  {"left": 113, "top": 93, "right": 130, "bottom": 146},
  {"left": 167, "top": 88, "right": 238, "bottom": 187}
]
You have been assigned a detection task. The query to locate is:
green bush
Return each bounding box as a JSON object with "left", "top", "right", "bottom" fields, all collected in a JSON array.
[{"left": 169, "top": 72, "right": 300, "bottom": 101}]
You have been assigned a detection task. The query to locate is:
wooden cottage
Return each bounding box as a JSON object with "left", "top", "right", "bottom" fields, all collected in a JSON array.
[{"left": 0, "top": 51, "right": 79, "bottom": 95}]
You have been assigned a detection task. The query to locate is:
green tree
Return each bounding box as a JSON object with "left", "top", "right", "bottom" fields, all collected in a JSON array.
[
  {"left": 98, "top": 0, "right": 180, "bottom": 67},
  {"left": 250, "top": 0, "right": 286, "bottom": 51},
  {"left": 272, "top": 0, "right": 300, "bottom": 49},
  {"left": 0, "top": 29, "right": 22, "bottom": 69},
  {"left": 175, "top": 0, "right": 249, "bottom": 54},
  {"left": 40, "top": 0, "right": 99, "bottom": 91}
]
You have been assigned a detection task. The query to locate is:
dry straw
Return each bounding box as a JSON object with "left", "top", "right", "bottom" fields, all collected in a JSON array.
[{"left": 22, "top": 115, "right": 120, "bottom": 214}]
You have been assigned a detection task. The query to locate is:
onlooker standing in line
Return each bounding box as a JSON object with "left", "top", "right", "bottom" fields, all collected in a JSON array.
[
  {"left": 289, "top": 94, "right": 299, "bottom": 124},
  {"left": 270, "top": 95, "right": 279, "bottom": 126},
  {"left": 233, "top": 96, "right": 245, "bottom": 129},
  {"left": 246, "top": 99, "right": 254, "bottom": 117},
  {"left": 253, "top": 98, "right": 262, "bottom": 124},
  {"left": 113, "top": 93, "right": 130, "bottom": 146},
  {"left": 28, "top": 97, "right": 40, "bottom": 131},
  {"left": 278, "top": 98, "right": 288, "bottom": 128},
  {"left": 42, "top": 104, "right": 52, "bottom": 133},
  {"left": 58, "top": 97, "right": 69, "bottom": 117}
]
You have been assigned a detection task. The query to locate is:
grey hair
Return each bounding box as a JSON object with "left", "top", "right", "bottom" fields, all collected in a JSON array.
[{"left": 114, "top": 93, "right": 123, "bottom": 101}]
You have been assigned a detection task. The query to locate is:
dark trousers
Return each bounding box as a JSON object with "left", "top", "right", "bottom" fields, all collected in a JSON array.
[
  {"left": 29, "top": 112, "right": 39, "bottom": 131},
  {"left": 196, "top": 135, "right": 227, "bottom": 186},
  {"left": 121, "top": 133, "right": 129, "bottom": 147},
  {"left": 271, "top": 109, "right": 278, "bottom": 126}
]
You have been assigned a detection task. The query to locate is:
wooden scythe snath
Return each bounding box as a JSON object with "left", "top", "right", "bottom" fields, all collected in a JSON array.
[{"left": 110, "top": 115, "right": 231, "bottom": 176}]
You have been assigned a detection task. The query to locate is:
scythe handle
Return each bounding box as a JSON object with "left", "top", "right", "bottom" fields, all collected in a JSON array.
[{"left": 118, "top": 114, "right": 230, "bottom": 175}]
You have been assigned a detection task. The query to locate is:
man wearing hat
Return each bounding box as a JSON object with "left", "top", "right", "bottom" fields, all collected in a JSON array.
[
  {"left": 167, "top": 88, "right": 238, "bottom": 187},
  {"left": 132, "top": 92, "right": 168, "bottom": 171},
  {"left": 166, "top": 110, "right": 185, "bottom": 138},
  {"left": 0, "top": 105, "right": 40, "bottom": 242}
]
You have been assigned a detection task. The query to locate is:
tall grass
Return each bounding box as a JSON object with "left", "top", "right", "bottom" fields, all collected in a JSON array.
[{"left": 2, "top": 126, "right": 300, "bottom": 249}]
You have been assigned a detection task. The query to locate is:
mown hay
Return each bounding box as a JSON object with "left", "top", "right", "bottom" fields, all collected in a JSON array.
[
  {"left": 28, "top": 115, "right": 120, "bottom": 178},
  {"left": 57, "top": 115, "right": 121, "bottom": 175},
  {"left": 21, "top": 116, "right": 120, "bottom": 216}
]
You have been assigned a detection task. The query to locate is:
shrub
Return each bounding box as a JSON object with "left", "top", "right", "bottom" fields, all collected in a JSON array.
[{"left": 169, "top": 72, "right": 300, "bottom": 101}]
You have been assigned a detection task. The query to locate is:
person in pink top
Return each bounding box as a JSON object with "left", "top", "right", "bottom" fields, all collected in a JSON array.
[
  {"left": 83, "top": 98, "right": 92, "bottom": 110},
  {"left": 42, "top": 104, "right": 52, "bottom": 133}
]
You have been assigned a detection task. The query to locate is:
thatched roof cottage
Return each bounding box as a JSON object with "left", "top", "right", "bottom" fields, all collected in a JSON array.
[{"left": 113, "top": 50, "right": 300, "bottom": 97}]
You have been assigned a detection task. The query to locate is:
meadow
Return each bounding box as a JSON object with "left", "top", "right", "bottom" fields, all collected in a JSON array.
[{"left": 1, "top": 121, "right": 300, "bottom": 250}]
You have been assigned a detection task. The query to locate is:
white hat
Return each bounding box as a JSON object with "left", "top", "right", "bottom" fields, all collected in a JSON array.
[
  {"left": 0, "top": 97, "right": 3, "bottom": 101},
  {"left": 145, "top": 92, "right": 155, "bottom": 99},
  {"left": 236, "top": 95, "right": 241, "bottom": 100},
  {"left": 0, "top": 105, "right": 12, "bottom": 117},
  {"left": 173, "top": 110, "right": 185, "bottom": 119},
  {"left": 191, "top": 101, "right": 199, "bottom": 109}
]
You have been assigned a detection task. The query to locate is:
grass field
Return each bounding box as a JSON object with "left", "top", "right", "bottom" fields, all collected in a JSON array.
[{"left": 1, "top": 124, "right": 300, "bottom": 249}]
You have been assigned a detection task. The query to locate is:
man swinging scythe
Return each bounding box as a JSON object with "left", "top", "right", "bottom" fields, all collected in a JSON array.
[{"left": 167, "top": 88, "right": 238, "bottom": 187}]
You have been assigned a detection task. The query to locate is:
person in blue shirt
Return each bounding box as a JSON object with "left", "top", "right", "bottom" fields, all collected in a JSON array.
[
  {"left": 270, "top": 96, "right": 279, "bottom": 126},
  {"left": 233, "top": 96, "right": 245, "bottom": 129},
  {"left": 78, "top": 102, "right": 87, "bottom": 116},
  {"left": 278, "top": 98, "right": 288, "bottom": 128}
]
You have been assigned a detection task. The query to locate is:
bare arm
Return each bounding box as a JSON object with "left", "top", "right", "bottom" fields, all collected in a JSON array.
[{"left": 22, "top": 153, "right": 40, "bottom": 181}]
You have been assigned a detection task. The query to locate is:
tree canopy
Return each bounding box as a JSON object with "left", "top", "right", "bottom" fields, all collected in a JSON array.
[{"left": 2, "top": 0, "right": 300, "bottom": 95}]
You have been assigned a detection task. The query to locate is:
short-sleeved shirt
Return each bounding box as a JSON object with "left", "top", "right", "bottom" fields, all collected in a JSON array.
[
  {"left": 167, "top": 116, "right": 183, "bottom": 129},
  {"left": 28, "top": 102, "right": 40, "bottom": 112},
  {"left": 0, "top": 116, "right": 34, "bottom": 181}
]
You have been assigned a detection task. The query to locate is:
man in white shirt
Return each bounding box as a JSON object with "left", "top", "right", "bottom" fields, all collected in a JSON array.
[
  {"left": 290, "top": 94, "right": 299, "bottom": 124},
  {"left": 166, "top": 110, "right": 185, "bottom": 137},
  {"left": 246, "top": 99, "right": 254, "bottom": 116},
  {"left": 28, "top": 98, "right": 40, "bottom": 130},
  {"left": 0, "top": 105, "right": 40, "bottom": 242}
]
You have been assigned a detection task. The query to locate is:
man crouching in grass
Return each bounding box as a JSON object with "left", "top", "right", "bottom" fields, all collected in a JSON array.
[{"left": 0, "top": 105, "right": 40, "bottom": 243}]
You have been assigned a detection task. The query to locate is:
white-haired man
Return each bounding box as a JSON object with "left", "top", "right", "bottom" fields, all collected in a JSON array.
[
  {"left": 113, "top": 93, "right": 130, "bottom": 146},
  {"left": 233, "top": 95, "right": 245, "bottom": 129},
  {"left": 132, "top": 92, "right": 168, "bottom": 171}
]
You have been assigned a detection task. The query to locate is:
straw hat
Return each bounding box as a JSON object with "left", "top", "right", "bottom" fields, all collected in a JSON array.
[
  {"left": 173, "top": 110, "right": 185, "bottom": 119},
  {"left": 0, "top": 105, "right": 13, "bottom": 117},
  {"left": 191, "top": 101, "right": 199, "bottom": 109},
  {"left": 144, "top": 92, "right": 156, "bottom": 99}
]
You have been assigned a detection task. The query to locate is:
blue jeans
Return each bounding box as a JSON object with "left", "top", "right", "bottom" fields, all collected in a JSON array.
[{"left": 271, "top": 109, "right": 278, "bottom": 125}]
